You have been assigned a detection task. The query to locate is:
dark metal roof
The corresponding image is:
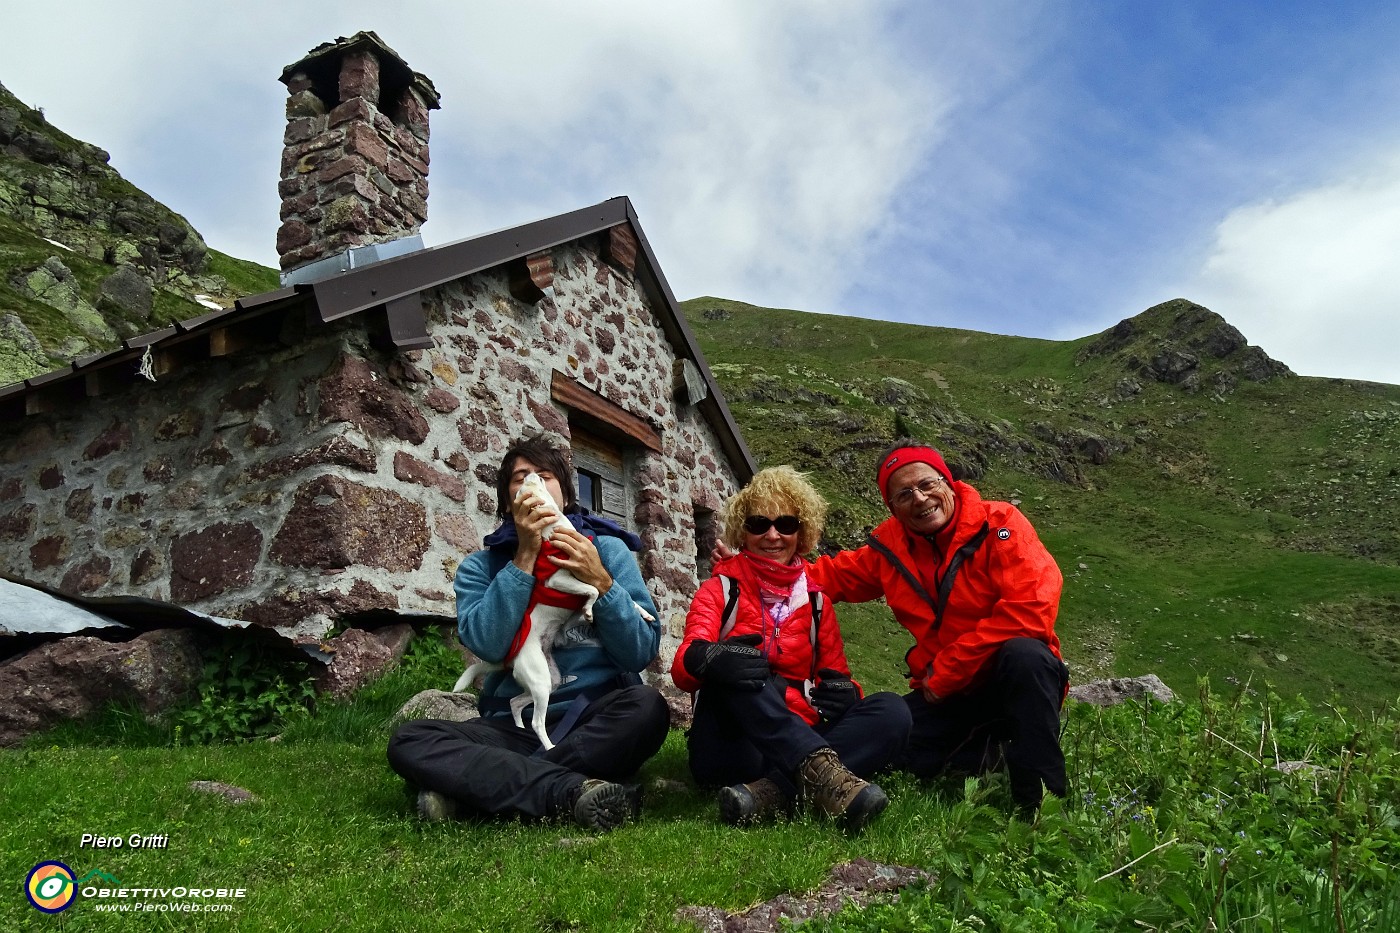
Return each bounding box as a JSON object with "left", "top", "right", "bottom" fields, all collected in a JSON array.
[{"left": 0, "top": 197, "right": 755, "bottom": 481}]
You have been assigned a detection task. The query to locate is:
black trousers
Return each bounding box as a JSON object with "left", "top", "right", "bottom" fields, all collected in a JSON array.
[
  {"left": 686, "top": 675, "right": 912, "bottom": 797},
  {"left": 386, "top": 684, "right": 669, "bottom": 820},
  {"left": 899, "top": 637, "right": 1069, "bottom": 806}
]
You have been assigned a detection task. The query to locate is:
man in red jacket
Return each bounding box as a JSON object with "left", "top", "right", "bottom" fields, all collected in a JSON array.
[{"left": 807, "top": 440, "right": 1069, "bottom": 810}]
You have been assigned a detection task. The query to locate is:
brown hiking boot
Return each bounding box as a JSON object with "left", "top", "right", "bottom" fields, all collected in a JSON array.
[
  {"left": 718, "top": 778, "right": 791, "bottom": 825},
  {"left": 798, "top": 747, "right": 888, "bottom": 834}
]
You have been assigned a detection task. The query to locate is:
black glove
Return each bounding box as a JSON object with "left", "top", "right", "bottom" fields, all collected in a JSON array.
[
  {"left": 683, "top": 634, "right": 769, "bottom": 691},
  {"left": 811, "top": 668, "right": 859, "bottom": 723}
]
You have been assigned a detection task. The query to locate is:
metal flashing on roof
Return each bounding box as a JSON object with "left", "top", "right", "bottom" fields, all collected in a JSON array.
[
  {"left": 280, "top": 234, "right": 427, "bottom": 288},
  {"left": 235, "top": 286, "right": 303, "bottom": 311}
]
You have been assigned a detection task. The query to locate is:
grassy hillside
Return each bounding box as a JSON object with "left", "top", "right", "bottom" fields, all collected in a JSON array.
[{"left": 684, "top": 297, "right": 1400, "bottom": 711}]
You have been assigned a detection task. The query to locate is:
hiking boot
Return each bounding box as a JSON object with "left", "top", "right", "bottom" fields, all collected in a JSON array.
[
  {"left": 416, "top": 789, "right": 459, "bottom": 822},
  {"left": 718, "top": 778, "right": 791, "bottom": 825},
  {"left": 798, "top": 747, "right": 889, "bottom": 834},
  {"left": 573, "top": 779, "right": 642, "bottom": 831}
]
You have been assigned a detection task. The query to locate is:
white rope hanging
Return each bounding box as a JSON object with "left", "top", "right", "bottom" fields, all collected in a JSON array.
[{"left": 137, "top": 345, "right": 156, "bottom": 382}]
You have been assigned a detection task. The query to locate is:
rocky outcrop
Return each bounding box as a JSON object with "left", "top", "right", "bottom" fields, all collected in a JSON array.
[
  {"left": 1077, "top": 299, "right": 1292, "bottom": 392},
  {"left": 0, "top": 628, "right": 202, "bottom": 746},
  {"left": 393, "top": 688, "right": 480, "bottom": 724},
  {"left": 1069, "top": 674, "right": 1177, "bottom": 706},
  {"left": 1, "top": 81, "right": 270, "bottom": 384},
  {"left": 313, "top": 623, "right": 415, "bottom": 700}
]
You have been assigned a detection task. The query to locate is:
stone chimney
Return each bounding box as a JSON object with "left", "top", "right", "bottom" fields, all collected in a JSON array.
[{"left": 276, "top": 31, "right": 440, "bottom": 284}]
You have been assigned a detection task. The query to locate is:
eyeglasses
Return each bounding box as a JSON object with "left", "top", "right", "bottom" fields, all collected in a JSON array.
[
  {"left": 891, "top": 477, "right": 945, "bottom": 508},
  {"left": 743, "top": 515, "right": 802, "bottom": 536}
]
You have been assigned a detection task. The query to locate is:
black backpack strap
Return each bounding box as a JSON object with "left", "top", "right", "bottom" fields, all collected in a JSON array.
[
  {"left": 716, "top": 576, "right": 741, "bottom": 640},
  {"left": 809, "top": 591, "right": 823, "bottom": 682}
]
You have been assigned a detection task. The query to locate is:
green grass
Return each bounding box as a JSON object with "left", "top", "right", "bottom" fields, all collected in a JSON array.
[
  {"left": 686, "top": 297, "right": 1400, "bottom": 712},
  {"left": 4, "top": 635, "right": 1397, "bottom": 932}
]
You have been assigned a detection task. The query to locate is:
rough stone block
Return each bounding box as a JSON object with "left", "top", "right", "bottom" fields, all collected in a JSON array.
[
  {"left": 318, "top": 353, "right": 429, "bottom": 444},
  {"left": 61, "top": 555, "right": 112, "bottom": 594},
  {"left": 270, "top": 475, "right": 429, "bottom": 572},
  {"left": 0, "top": 629, "right": 202, "bottom": 746},
  {"left": 338, "top": 49, "right": 381, "bottom": 106},
  {"left": 328, "top": 96, "right": 374, "bottom": 128},
  {"left": 29, "top": 535, "right": 68, "bottom": 570},
  {"left": 394, "top": 451, "right": 467, "bottom": 502},
  {"left": 170, "top": 522, "right": 263, "bottom": 602},
  {"left": 2, "top": 503, "right": 39, "bottom": 542},
  {"left": 276, "top": 220, "right": 313, "bottom": 255},
  {"left": 83, "top": 421, "right": 132, "bottom": 460},
  {"left": 434, "top": 513, "right": 479, "bottom": 553},
  {"left": 345, "top": 122, "right": 389, "bottom": 169},
  {"left": 239, "top": 579, "right": 399, "bottom": 628}
]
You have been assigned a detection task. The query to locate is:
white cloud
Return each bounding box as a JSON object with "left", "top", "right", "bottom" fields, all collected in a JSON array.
[
  {"left": 1182, "top": 149, "right": 1400, "bottom": 385},
  {"left": 5, "top": 1, "right": 948, "bottom": 312},
  {"left": 420, "top": 1, "right": 950, "bottom": 312}
]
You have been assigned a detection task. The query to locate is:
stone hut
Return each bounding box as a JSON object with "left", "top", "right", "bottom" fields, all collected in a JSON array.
[{"left": 0, "top": 33, "right": 755, "bottom": 666}]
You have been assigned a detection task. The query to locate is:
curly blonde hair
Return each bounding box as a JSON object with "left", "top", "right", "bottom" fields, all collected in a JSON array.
[{"left": 721, "top": 465, "right": 827, "bottom": 557}]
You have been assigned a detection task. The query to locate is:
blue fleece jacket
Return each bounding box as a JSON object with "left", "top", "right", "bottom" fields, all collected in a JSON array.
[{"left": 454, "top": 518, "right": 659, "bottom": 718}]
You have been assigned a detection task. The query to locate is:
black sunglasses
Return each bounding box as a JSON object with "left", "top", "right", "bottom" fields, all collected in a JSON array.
[{"left": 743, "top": 515, "right": 801, "bottom": 536}]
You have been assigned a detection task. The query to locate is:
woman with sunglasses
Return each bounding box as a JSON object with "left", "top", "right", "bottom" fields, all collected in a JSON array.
[{"left": 670, "top": 466, "right": 911, "bottom": 833}]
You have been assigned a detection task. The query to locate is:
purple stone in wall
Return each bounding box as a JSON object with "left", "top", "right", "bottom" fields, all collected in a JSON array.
[
  {"left": 318, "top": 353, "right": 430, "bottom": 444},
  {"left": 270, "top": 475, "right": 429, "bottom": 572},
  {"left": 170, "top": 522, "right": 264, "bottom": 602},
  {"left": 61, "top": 555, "right": 112, "bottom": 594},
  {"left": 83, "top": 422, "right": 132, "bottom": 461}
]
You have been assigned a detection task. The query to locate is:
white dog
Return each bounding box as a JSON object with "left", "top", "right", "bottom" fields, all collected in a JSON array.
[{"left": 453, "top": 472, "right": 652, "bottom": 750}]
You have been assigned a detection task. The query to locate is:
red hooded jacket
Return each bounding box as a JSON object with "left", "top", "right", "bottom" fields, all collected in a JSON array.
[
  {"left": 671, "top": 553, "right": 858, "bottom": 725},
  {"left": 808, "top": 482, "right": 1062, "bottom": 698}
]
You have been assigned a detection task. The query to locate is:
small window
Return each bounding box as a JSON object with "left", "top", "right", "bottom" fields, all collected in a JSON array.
[
  {"left": 577, "top": 469, "right": 602, "bottom": 512},
  {"left": 570, "top": 428, "right": 630, "bottom": 528}
]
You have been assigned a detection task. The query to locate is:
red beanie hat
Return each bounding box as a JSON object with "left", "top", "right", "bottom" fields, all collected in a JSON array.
[{"left": 876, "top": 446, "right": 954, "bottom": 508}]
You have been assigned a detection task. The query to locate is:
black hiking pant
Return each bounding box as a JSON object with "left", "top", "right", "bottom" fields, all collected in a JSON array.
[
  {"left": 899, "top": 637, "right": 1069, "bottom": 807},
  {"left": 686, "top": 675, "right": 911, "bottom": 797},
  {"left": 387, "top": 684, "right": 669, "bottom": 820}
]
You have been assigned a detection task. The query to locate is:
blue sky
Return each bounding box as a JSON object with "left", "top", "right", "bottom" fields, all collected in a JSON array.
[{"left": 6, "top": 1, "right": 1400, "bottom": 384}]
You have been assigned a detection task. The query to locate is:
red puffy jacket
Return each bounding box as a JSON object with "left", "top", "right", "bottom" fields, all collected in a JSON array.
[
  {"left": 808, "top": 482, "right": 1062, "bottom": 698},
  {"left": 671, "top": 553, "right": 858, "bottom": 725}
]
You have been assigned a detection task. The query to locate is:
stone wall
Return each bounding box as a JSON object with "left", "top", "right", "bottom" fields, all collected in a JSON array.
[{"left": 0, "top": 238, "right": 740, "bottom": 664}]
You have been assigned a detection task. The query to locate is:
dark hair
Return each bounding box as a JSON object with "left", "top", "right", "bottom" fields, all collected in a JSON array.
[{"left": 495, "top": 435, "right": 578, "bottom": 517}]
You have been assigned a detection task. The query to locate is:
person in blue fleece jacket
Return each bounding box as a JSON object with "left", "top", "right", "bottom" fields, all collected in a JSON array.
[{"left": 388, "top": 436, "right": 667, "bottom": 831}]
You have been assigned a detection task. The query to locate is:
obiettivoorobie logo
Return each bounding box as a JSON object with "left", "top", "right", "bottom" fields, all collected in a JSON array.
[
  {"left": 25, "top": 861, "right": 78, "bottom": 913},
  {"left": 24, "top": 864, "right": 122, "bottom": 913}
]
